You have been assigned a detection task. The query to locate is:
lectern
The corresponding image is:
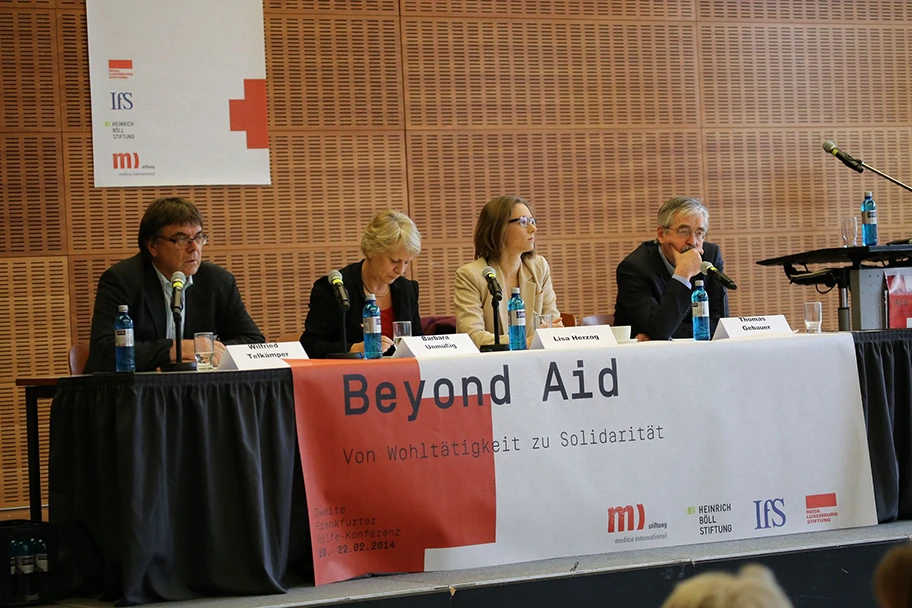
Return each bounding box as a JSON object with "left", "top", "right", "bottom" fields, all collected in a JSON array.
[{"left": 757, "top": 244, "right": 912, "bottom": 330}]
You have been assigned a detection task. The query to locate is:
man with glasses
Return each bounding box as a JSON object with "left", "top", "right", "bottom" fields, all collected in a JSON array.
[
  {"left": 613, "top": 196, "right": 729, "bottom": 340},
  {"left": 84, "top": 196, "right": 264, "bottom": 372}
]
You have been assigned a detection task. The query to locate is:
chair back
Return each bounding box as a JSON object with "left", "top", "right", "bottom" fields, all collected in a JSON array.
[
  {"left": 68, "top": 343, "right": 90, "bottom": 375},
  {"left": 560, "top": 313, "right": 577, "bottom": 327},
  {"left": 581, "top": 314, "right": 614, "bottom": 326},
  {"left": 274, "top": 333, "right": 302, "bottom": 343}
]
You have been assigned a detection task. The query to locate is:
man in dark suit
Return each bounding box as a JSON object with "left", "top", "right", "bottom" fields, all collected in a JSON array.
[
  {"left": 84, "top": 197, "right": 264, "bottom": 373},
  {"left": 614, "top": 196, "right": 729, "bottom": 340}
]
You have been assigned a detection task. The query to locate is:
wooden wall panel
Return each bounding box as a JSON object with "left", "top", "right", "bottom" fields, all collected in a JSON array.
[
  {"left": 0, "top": 133, "right": 65, "bottom": 254},
  {"left": 57, "top": 10, "right": 89, "bottom": 129},
  {"left": 403, "top": 19, "right": 699, "bottom": 128},
  {"left": 401, "top": 1, "right": 696, "bottom": 19},
  {"left": 0, "top": 8, "right": 58, "bottom": 129},
  {"left": 0, "top": 383, "right": 51, "bottom": 509},
  {"left": 264, "top": 1, "right": 397, "bottom": 12},
  {"left": 700, "top": 24, "right": 912, "bottom": 126},
  {"left": 698, "top": 1, "right": 912, "bottom": 22},
  {"left": 266, "top": 14, "right": 403, "bottom": 128}
]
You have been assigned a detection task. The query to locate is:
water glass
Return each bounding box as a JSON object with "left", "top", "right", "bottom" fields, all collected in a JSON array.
[
  {"left": 804, "top": 302, "right": 823, "bottom": 333},
  {"left": 392, "top": 321, "right": 411, "bottom": 346},
  {"left": 194, "top": 332, "right": 215, "bottom": 370},
  {"left": 841, "top": 217, "right": 858, "bottom": 247},
  {"left": 533, "top": 313, "right": 553, "bottom": 328}
]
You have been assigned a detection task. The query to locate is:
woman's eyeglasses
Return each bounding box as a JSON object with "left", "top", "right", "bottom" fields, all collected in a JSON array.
[{"left": 508, "top": 216, "right": 536, "bottom": 228}]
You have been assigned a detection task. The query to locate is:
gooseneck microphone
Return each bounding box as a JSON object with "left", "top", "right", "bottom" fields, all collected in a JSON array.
[
  {"left": 170, "top": 271, "right": 186, "bottom": 313},
  {"left": 482, "top": 266, "right": 503, "bottom": 300},
  {"left": 328, "top": 270, "right": 351, "bottom": 312},
  {"left": 700, "top": 261, "right": 738, "bottom": 290},
  {"left": 822, "top": 141, "right": 864, "bottom": 173}
]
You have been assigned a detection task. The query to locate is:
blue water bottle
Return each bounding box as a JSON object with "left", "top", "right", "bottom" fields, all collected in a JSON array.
[
  {"left": 115, "top": 304, "right": 135, "bottom": 372},
  {"left": 861, "top": 191, "right": 878, "bottom": 246},
  {"left": 8, "top": 540, "right": 17, "bottom": 597},
  {"left": 12, "top": 539, "right": 33, "bottom": 597},
  {"left": 507, "top": 288, "right": 526, "bottom": 351},
  {"left": 362, "top": 294, "right": 382, "bottom": 359},
  {"left": 691, "top": 280, "right": 710, "bottom": 341},
  {"left": 32, "top": 536, "right": 47, "bottom": 594}
]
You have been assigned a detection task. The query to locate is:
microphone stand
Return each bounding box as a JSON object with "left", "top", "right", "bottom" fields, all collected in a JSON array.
[
  {"left": 855, "top": 159, "right": 912, "bottom": 193},
  {"left": 328, "top": 304, "right": 364, "bottom": 359},
  {"left": 161, "top": 307, "right": 198, "bottom": 372},
  {"left": 480, "top": 293, "right": 510, "bottom": 353}
]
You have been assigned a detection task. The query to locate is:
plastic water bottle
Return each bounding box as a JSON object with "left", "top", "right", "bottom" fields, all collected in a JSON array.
[
  {"left": 8, "top": 540, "right": 17, "bottom": 597},
  {"left": 507, "top": 288, "right": 526, "bottom": 351},
  {"left": 115, "top": 304, "right": 135, "bottom": 372},
  {"left": 362, "top": 294, "right": 382, "bottom": 359},
  {"left": 691, "top": 280, "right": 710, "bottom": 341},
  {"left": 861, "top": 191, "right": 878, "bottom": 246},
  {"left": 32, "top": 536, "right": 47, "bottom": 594},
  {"left": 11, "top": 539, "right": 33, "bottom": 597}
]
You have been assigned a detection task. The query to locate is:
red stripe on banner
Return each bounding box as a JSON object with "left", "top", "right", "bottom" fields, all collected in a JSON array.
[
  {"left": 229, "top": 78, "right": 269, "bottom": 149},
  {"left": 289, "top": 359, "right": 496, "bottom": 585},
  {"left": 108, "top": 59, "right": 132, "bottom": 69},
  {"left": 805, "top": 493, "right": 837, "bottom": 509}
]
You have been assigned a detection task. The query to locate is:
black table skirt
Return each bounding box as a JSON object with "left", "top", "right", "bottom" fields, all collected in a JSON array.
[
  {"left": 48, "top": 333, "right": 912, "bottom": 604},
  {"left": 853, "top": 329, "right": 912, "bottom": 523},
  {"left": 48, "top": 369, "right": 311, "bottom": 605}
]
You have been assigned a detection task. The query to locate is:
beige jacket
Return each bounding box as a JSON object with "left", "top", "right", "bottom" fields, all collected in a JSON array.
[{"left": 454, "top": 256, "right": 561, "bottom": 348}]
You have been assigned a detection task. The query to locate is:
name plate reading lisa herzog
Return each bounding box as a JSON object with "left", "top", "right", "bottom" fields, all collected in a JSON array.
[
  {"left": 531, "top": 325, "right": 617, "bottom": 350},
  {"left": 219, "top": 341, "right": 309, "bottom": 370},
  {"left": 713, "top": 315, "right": 793, "bottom": 340},
  {"left": 393, "top": 334, "right": 479, "bottom": 358}
]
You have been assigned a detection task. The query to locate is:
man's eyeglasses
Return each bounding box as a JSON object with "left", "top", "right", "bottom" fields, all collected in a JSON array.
[
  {"left": 156, "top": 233, "right": 208, "bottom": 247},
  {"left": 508, "top": 216, "right": 536, "bottom": 228},
  {"left": 665, "top": 226, "right": 707, "bottom": 240}
]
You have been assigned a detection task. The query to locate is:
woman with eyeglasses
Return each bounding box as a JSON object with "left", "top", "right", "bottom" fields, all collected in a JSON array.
[
  {"left": 301, "top": 209, "right": 423, "bottom": 358},
  {"left": 454, "top": 195, "right": 563, "bottom": 349}
]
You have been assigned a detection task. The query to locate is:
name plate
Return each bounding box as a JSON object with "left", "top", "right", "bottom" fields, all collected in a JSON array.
[
  {"left": 393, "top": 334, "right": 479, "bottom": 358},
  {"left": 531, "top": 326, "right": 617, "bottom": 349},
  {"left": 218, "top": 341, "right": 309, "bottom": 370},
  {"left": 713, "top": 315, "right": 793, "bottom": 340}
]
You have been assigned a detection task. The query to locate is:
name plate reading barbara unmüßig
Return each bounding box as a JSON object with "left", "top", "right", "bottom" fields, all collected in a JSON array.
[
  {"left": 393, "top": 334, "right": 479, "bottom": 358},
  {"left": 218, "top": 341, "right": 309, "bottom": 370},
  {"left": 713, "top": 315, "right": 793, "bottom": 340},
  {"left": 531, "top": 325, "right": 617, "bottom": 349}
]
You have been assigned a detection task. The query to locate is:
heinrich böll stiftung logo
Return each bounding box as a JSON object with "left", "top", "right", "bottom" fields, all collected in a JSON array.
[
  {"left": 112, "top": 152, "right": 139, "bottom": 170},
  {"left": 108, "top": 59, "right": 133, "bottom": 80},
  {"left": 753, "top": 498, "right": 786, "bottom": 530},
  {"left": 805, "top": 493, "right": 838, "bottom": 525}
]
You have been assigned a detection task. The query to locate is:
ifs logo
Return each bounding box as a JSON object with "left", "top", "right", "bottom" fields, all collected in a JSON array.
[
  {"left": 753, "top": 498, "right": 786, "bottom": 529},
  {"left": 110, "top": 92, "right": 133, "bottom": 110},
  {"left": 112, "top": 152, "right": 139, "bottom": 169},
  {"left": 607, "top": 504, "right": 645, "bottom": 533}
]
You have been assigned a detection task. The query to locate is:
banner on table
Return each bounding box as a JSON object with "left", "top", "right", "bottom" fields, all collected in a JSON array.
[
  {"left": 290, "top": 334, "right": 877, "bottom": 585},
  {"left": 86, "top": 0, "right": 269, "bottom": 187}
]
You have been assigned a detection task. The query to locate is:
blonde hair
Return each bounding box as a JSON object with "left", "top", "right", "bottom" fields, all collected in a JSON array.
[
  {"left": 874, "top": 543, "right": 912, "bottom": 608},
  {"left": 661, "top": 564, "right": 792, "bottom": 608},
  {"left": 360, "top": 210, "right": 421, "bottom": 258}
]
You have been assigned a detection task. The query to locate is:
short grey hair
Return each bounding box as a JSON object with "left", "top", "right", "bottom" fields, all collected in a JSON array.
[
  {"left": 657, "top": 196, "right": 709, "bottom": 230},
  {"left": 361, "top": 209, "right": 422, "bottom": 258}
]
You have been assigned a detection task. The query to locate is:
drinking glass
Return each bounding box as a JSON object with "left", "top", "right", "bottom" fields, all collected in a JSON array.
[
  {"left": 392, "top": 321, "right": 411, "bottom": 346},
  {"left": 841, "top": 216, "right": 858, "bottom": 247},
  {"left": 533, "top": 313, "right": 553, "bottom": 329},
  {"left": 804, "top": 302, "right": 823, "bottom": 333},
  {"left": 194, "top": 332, "right": 215, "bottom": 370}
]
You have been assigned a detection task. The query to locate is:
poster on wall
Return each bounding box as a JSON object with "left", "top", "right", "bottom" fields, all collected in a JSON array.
[{"left": 86, "top": 0, "right": 270, "bottom": 187}]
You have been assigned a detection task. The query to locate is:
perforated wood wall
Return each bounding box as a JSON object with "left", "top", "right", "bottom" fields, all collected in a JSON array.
[{"left": 3, "top": 0, "right": 912, "bottom": 510}]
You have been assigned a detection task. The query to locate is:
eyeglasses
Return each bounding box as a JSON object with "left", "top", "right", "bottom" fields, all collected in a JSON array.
[
  {"left": 508, "top": 216, "right": 536, "bottom": 228},
  {"left": 665, "top": 226, "right": 707, "bottom": 240},
  {"left": 156, "top": 232, "right": 208, "bottom": 247}
]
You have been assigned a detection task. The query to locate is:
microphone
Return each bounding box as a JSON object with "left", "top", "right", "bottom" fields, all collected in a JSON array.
[
  {"left": 170, "top": 271, "right": 186, "bottom": 313},
  {"left": 700, "top": 261, "right": 737, "bottom": 290},
  {"left": 328, "top": 270, "right": 351, "bottom": 312},
  {"left": 482, "top": 266, "right": 503, "bottom": 300},
  {"left": 823, "top": 141, "right": 864, "bottom": 173}
]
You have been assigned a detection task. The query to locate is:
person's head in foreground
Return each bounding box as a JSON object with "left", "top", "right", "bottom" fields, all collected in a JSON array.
[{"left": 661, "top": 564, "right": 792, "bottom": 608}]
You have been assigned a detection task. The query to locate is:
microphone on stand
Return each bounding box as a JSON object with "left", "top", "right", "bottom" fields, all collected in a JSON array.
[
  {"left": 700, "top": 261, "right": 738, "bottom": 290},
  {"left": 161, "top": 270, "right": 197, "bottom": 372},
  {"left": 328, "top": 269, "right": 351, "bottom": 311},
  {"left": 822, "top": 141, "right": 864, "bottom": 173},
  {"left": 325, "top": 270, "right": 363, "bottom": 359},
  {"left": 480, "top": 266, "right": 510, "bottom": 353}
]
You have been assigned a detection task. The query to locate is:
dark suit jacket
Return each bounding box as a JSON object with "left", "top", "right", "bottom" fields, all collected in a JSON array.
[
  {"left": 301, "top": 260, "right": 422, "bottom": 359},
  {"left": 84, "top": 253, "right": 265, "bottom": 373},
  {"left": 613, "top": 241, "right": 729, "bottom": 340}
]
